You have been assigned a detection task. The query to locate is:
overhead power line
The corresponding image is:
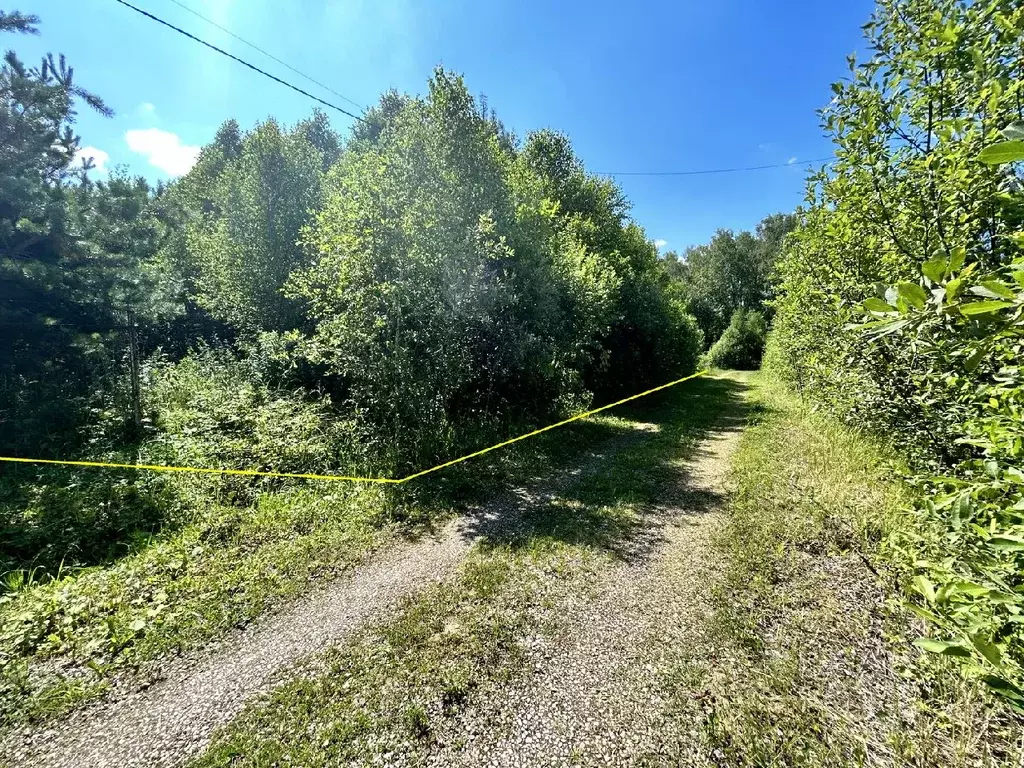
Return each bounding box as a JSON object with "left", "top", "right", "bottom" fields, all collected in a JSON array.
[
  {"left": 596, "top": 157, "right": 834, "bottom": 177},
  {"left": 111, "top": 1, "right": 829, "bottom": 178},
  {"left": 160, "top": 0, "right": 364, "bottom": 111},
  {"left": 113, "top": 0, "right": 365, "bottom": 123}
]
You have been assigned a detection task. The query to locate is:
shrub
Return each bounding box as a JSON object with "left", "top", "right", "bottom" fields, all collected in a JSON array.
[
  {"left": 0, "top": 466, "right": 177, "bottom": 574},
  {"left": 144, "top": 346, "right": 363, "bottom": 504},
  {"left": 851, "top": 127, "right": 1024, "bottom": 712},
  {"left": 765, "top": 0, "right": 1024, "bottom": 714},
  {"left": 661, "top": 304, "right": 705, "bottom": 379},
  {"left": 700, "top": 309, "right": 766, "bottom": 370},
  {"left": 0, "top": 344, "right": 363, "bottom": 574}
]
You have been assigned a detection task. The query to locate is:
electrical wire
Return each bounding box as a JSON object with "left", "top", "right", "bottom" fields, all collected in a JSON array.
[
  {"left": 113, "top": 2, "right": 836, "bottom": 177},
  {"left": 596, "top": 156, "right": 834, "bottom": 177},
  {"left": 160, "top": 0, "right": 364, "bottom": 111},
  {"left": 113, "top": 0, "right": 365, "bottom": 123}
]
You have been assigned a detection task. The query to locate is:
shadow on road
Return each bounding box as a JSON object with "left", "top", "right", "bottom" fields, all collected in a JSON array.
[{"left": 453, "top": 372, "right": 759, "bottom": 561}]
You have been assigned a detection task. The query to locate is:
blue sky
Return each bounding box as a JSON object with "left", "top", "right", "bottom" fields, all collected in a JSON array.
[{"left": 13, "top": 0, "right": 874, "bottom": 249}]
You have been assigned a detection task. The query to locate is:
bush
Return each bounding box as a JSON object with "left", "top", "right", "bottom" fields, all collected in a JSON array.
[
  {"left": 0, "top": 344, "right": 363, "bottom": 574},
  {"left": 661, "top": 305, "right": 705, "bottom": 379},
  {"left": 765, "top": 0, "right": 1024, "bottom": 714},
  {"left": 857, "top": 154, "right": 1024, "bottom": 712},
  {"left": 700, "top": 309, "right": 766, "bottom": 370},
  {"left": 0, "top": 466, "right": 177, "bottom": 574},
  {"left": 144, "top": 346, "right": 364, "bottom": 504}
]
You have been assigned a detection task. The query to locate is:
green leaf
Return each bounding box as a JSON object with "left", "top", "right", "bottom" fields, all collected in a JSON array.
[
  {"left": 945, "top": 277, "right": 963, "bottom": 300},
  {"left": 948, "top": 246, "right": 966, "bottom": 273},
  {"left": 970, "top": 280, "right": 1016, "bottom": 299},
  {"left": 922, "top": 258, "right": 945, "bottom": 283},
  {"left": 914, "top": 574, "right": 936, "bottom": 603},
  {"left": 913, "top": 637, "right": 971, "bottom": 657},
  {"left": 978, "top": 140, "right": 1024, "bottom": 165},
  {"left": 905, "top": 603, "right": 941, "bottom": 624},
  {"left": 986, "top": 591, "right": 1022, "bottom": 605},
  {"left": 129, "top": 619, "right": 147, "bottom": 633},
  {"left": 960, "top": 300, "right": 1013, "bottom": 316},
  {"left": 1002, "top": 121, "right": 1024, "bottom": 141},
  {"left": 864, "top": 318, "right": 910, "bottom": 340},
  {"left": 950, "top": 581, "right": 990, "bottom": 597},
  {"left": 964, "top": 346, "right": 986, "bottom": 372},
  {"left": 981, "top": 675, "right": 1024, "bottom": 705},
  {"left": 898, "top": 282, "right": 928, "bottom": 309},
  {"left": 971, "top": 635, "right": 1004, "bottom": 669},
  {"left": 989, "top": 535, "right": 1024, "bottom": 552},
  {"left": 863, "top": 297, "right": 894, "bottom": 313}
]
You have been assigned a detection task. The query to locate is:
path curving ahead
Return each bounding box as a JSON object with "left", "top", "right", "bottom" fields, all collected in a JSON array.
[{"left": 425, "top": 385, "right": 747, "bottom": 767}]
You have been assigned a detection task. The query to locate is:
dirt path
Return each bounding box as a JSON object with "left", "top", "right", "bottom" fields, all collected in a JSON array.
[
  {"left": 425, "top": 396, "right": 746, "bottom": 767},
  {"left": 3, "top": 433, "right": 645, "bottom": 768}
]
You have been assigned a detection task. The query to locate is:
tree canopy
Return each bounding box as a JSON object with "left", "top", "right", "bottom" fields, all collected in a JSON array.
[
  {"left": 662, "top": 213, "right": 796, "bottom": 348},
  {"left": 0, "top": 23, "right": 703, "bottom": 568}
]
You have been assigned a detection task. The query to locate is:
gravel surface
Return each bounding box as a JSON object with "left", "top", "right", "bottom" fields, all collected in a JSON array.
[
  {"left": 2, "top": 436, "right": 642, "bottom": 768},
  {"left": 426, "top": 413, "right": 745, "bottom": 767}
]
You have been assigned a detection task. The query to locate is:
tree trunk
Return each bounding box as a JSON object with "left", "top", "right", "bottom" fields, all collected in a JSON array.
[{"left": 127, "top": 307, "right": 142, "bottom": 432}]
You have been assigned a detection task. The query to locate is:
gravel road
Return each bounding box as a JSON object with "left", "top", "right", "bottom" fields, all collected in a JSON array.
[
  {"left": 2, "top": 434, "right": 644, "bottom": 768},
  {"left": 425, "top": 409, "right": 745, "bottom": 767}
]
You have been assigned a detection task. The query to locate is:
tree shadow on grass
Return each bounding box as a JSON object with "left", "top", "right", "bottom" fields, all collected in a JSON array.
[{"left": 455, "top": 373, "right": 764, "bottom": 560}]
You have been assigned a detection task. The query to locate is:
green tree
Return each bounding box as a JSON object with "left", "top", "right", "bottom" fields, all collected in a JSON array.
[
  {"left": 522, "top": 129, "right": 695, "bottom": 393},
  {"left": 766, "top": 0, "right": 1022, "bottom": 445},
  {"left": 290, "top": 70, "right": 560, "bottom": 469},
  {"left": 181, "top": 116, "right": 337, "bottom": 334},
  {"left": 0, "top": 11, "right": 155, "bottom": 451},
  {"left": 668, "top": 214, "right": 795, "bottom": 346},
  {"left": 700, "top": 308, "right": 767, "bottom": 370}
]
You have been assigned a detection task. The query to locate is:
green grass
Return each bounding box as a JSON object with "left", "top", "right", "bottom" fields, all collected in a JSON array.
[
  {"left": 664, "top": 373, "right": 1023, "bottom": 767},
  {"left": 0, "top": 374, "right": 729, "bottom": 731},
  {"left": 191, "top": 373, "right": 746, "bottom": 767},
  {"left": 0, "top": 484, "right": 387, "bottom": 727}
]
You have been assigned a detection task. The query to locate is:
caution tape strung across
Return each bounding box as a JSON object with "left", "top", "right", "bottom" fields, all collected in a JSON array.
[{"left": 0, "top": 371, "right": 708, "bottom": 485}]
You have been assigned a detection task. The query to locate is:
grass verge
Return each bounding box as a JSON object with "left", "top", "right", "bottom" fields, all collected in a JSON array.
[{"left": 665, "top": 373, "right": 1023, "bottom": 767}]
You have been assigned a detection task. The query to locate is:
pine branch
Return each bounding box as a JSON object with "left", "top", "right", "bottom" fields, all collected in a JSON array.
[{"left": 0, "top": 11, "right": 40, "bottom": 35}]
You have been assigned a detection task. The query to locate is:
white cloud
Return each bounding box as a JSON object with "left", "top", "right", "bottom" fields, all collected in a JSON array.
[
  {"left": 654, "top": 239, "right": 668, "bottom": 250},
  {"left": 73, "top": 145, "right": 109, "bottom": 174},
  {"left": 138, "top": 102, "right": 156, "bottom": 117},
  {"left": 787, "top": 156, "right": 798, "bottom": 165},
  {"left": 125, "top": 128, "right": 200, "bottom": 176}
]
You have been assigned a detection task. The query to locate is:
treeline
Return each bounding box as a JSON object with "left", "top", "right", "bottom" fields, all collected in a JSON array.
[
  {"left": 663, "top": 213, "right": 796, "bottom": 369},
  {"left": 765, "top": 0, "right": 1024, "bottom": 711},
  {"left": 0, "top": 13, "right": 703, "bottom": 571}
]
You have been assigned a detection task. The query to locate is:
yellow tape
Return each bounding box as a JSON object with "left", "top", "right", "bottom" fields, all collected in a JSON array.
[
  {"left": 0, "top": 456, "right": 398, "bottom": 484},
  {"left": 397, "top": 370, "right": 708, "bottom": 482},
  {"left": 0, "top": 370, "right": 707, "bottom": 485}
]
